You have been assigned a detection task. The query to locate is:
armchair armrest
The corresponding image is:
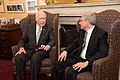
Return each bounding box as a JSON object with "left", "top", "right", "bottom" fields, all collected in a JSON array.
[
  {"left": 92, "top": 57, "right": 109, "bottom": 80},
  {"left": 11, "top": 45, "right": 19, "bottom": 56},
  {"left": 92, "top": 53, "right": 119, "bottom": 80}
]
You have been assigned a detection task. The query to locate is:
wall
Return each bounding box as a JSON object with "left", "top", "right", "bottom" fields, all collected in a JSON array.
[
  {"left": 55, "top": 0, "right": 76, "bottom": 4},
  {"left": 55, "top": 0, "right": 103, "bottom": 4},
  {"left": 0, "top": 0, "right": 27, "bottom": 19},
  {"left": 55, "top": 0, "right": 118, "bottom": 3},
  {"left": 47, "top": 0, "right": 103, "bottom": 4},
  {"left": 0, "top": 0, "right": 117, "bottom": 19}
]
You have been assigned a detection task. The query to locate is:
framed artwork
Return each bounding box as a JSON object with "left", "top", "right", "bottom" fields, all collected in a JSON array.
[
  {"left": 0, "top": 0, "right": 4, "bottom": 12},
  {"left": 0, "top": 18, "right": 7, "bottom": 24},
  {"left": 26, "top": 0, "right": 37, "bottom": 13},
  {"left": 6, "top": 4, "right": 24, "bottom": 12}
]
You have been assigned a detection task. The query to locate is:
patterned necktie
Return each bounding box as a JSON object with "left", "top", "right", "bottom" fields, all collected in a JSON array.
[{"left": 36, "top": 27, "right": 42, "bottom": 44}]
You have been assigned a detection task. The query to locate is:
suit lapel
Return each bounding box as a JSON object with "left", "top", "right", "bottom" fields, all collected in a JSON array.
[{"left": 87, "top": 26, "right": 97, "bottom": 50}]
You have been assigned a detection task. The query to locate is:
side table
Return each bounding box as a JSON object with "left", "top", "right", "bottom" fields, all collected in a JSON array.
[{"left": 0, "top": 24, "right": 22, "bottom": 60}]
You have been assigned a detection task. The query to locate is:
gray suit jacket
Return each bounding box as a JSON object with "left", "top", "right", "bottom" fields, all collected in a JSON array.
[{"left": 18, "top": 23, "right": 55, "bottom": 54}]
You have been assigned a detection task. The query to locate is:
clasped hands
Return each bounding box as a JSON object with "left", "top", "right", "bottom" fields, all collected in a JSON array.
[
  {"left": 58, "top": 51, "right": 89, "bottom": 72},
  {"left": 15, "top": 45, "right": 50, "bottom": 56}
]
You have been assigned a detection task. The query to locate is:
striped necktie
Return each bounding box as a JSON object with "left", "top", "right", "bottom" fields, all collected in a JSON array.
[{"left": 36, "top": 27, "right": 42, "bottom": 44}]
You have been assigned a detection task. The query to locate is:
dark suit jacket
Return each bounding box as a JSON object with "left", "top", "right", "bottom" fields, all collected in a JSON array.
[
  {"left": 18, "top": 23, "right": 55, "bottom": 54},
  {"left": 65, "top": 26, "right": 109, "bottom": 64}
]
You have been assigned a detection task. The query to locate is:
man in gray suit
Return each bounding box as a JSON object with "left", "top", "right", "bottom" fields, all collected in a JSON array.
[
  {"left": 53, "top": 12, "right": 108, "bottom": 80},
  {"left": 15, "top": 11, "right": 55, "bottom": 80}
]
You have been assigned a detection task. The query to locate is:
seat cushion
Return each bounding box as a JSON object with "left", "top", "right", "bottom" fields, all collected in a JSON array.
[{"left": 77, "top": 72, "right": 93, "bottom": 80}]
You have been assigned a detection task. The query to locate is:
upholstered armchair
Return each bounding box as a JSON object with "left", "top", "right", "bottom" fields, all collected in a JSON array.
[
  {"left": 76, "top": 9, "right": 120, "bottom": 80},
  {"left": 11, "top": 11, "right": 59, "bottom": 78}
]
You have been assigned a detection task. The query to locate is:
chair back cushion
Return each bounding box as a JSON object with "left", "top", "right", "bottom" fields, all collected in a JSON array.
[{"left": 96, "top": 9, "right": 120, "bottom": 55}]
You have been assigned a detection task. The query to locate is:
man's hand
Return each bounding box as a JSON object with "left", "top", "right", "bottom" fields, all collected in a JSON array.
[
  {"left": 72, "top": 61, "right": 89, "bottom": 72},
  {"left": 38, "top": 45, "right": 50, "bottom": 51},
  {"left": 15, "top": 47, "right": 26, "bottom": 56},
  {"left": 58, "top": 51, "right": 67, "bottom": 62}
]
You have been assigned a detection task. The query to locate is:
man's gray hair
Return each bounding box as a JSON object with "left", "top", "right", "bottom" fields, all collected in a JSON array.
[{"left": 82, "top": 12, "right": 96, "bottom": 25}]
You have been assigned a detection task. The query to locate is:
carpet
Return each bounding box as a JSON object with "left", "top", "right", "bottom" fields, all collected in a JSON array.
[
  {"left": 15, "top": 74, "right": 52, "bottom": 80},
  {"left": 0, "top": 59, "right": 14, "bottom": 80}
]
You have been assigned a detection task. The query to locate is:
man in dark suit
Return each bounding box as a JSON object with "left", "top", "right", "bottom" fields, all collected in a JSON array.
[
  {"left": 53, "top": 12, "right": 109, "bottom": 80},
  {"left": 15, "top": 11, "right": 55, "bottom": 80}
]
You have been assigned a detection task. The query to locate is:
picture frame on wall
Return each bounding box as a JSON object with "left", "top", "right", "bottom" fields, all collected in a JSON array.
[
  {"left": 26, "top": 0, "right": 38, "bottom": 13},
  {"left": 6, "top": 4, "right": 24, "bottom": 12},
  {"left": 0, "top": 0, "right": 4, "bottom": 12}
]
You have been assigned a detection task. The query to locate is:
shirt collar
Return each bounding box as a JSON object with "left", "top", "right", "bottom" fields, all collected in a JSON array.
[
  {"left": 87, "top": 25, "right": 95, "bottom": 33},
  {"left": 36, "top": 23, "right": 42, "bottom": 29}
]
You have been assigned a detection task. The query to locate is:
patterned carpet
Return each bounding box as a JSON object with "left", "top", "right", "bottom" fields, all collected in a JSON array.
[
  {"left": 0, "top": 59, "right": 14, "bottom": 80},
  {"left": 15, "top": 74, "right": 52, "bottom": 80},
  {"left": 27, "top": 74, "right": 51, "bottom": 80},
  {"left": 0, "top": 59, "right": 52, "bottom": 80}
]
